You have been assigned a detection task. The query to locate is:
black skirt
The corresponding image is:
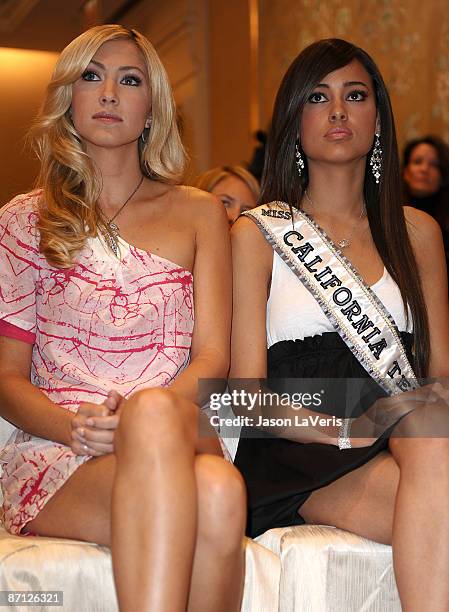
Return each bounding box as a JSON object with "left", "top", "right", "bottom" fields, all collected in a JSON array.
[{"left": 234, "top": 331, "right": 414, "bottom": 538}]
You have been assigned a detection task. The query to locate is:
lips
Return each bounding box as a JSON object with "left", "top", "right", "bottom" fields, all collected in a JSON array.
[
  {"left": 92, "top": 112, "right": 123, "bottom": 122},
  {"left": 325, "top": 127, "right": 353, "bottom": 139}
]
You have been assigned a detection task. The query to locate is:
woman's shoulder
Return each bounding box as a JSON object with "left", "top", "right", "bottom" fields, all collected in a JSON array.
[
  {"left": 231, "top": 209, "right": 273, "bottom": 273},
  {"left": 403, "top": 205, "right": 446, "bottom": 277},
  {"left": 171, "top": 185, "right": 229, "bottom": 227},
  {"left": 404, "top": 205, "right": 443, "bottom": 245},
  {"left": 173, "top": 184, "right": 221, "bottom": 208},
  {"left": 0, "top": 190, "right": 42, "bottom": 265},
  {"left": 0, "top": 190, "right": 42, "bottom": 231},
  {"left": 231, "top": 201, "right": 288, "bottom": 240}
]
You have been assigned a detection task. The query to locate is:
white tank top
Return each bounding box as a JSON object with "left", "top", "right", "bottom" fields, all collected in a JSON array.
[{"left": 267, "top": 251, "right": 412, "bottom": 348}]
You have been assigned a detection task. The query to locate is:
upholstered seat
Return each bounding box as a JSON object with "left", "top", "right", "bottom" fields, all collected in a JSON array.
[
  {"left": 0, "top": 527, "right": 280, "bottom": 612},
  {"left": 0, "top": 417, "right": 401, "bottom": 611},
  {"left": 256, "top": 526, "right": 400, "bottom": 611},
  {"left": 0, "top": 523, "right": 401, "bottom": 611},
  {"left": 0, "top": 418, "right": 280, "bottom": 611}
]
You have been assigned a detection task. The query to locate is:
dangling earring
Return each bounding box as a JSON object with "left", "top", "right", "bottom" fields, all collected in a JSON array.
[
  {"left": 370, "top": 133, "right": 382, "bottom": 184},
  {"left": 140, "top": 116, "right": 152, "bottom": 143},
  {"left": 295, "top": 142, "right": 305, "bottom": 177}
]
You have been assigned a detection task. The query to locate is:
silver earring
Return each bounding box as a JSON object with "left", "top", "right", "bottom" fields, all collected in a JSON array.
[
  {"left": 370, "top": 133, "right": 382, "bottom": 184},
  {"left": 295, "top": 142, "right": 305, "bottom": 177},
  {"left": 140, "top": 116, "right": 152, "bottom": 143}
]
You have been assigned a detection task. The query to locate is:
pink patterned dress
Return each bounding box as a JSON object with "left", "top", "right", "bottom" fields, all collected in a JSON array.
[{"left": 0, "top": 191, "right": 194, "bottom": 534}]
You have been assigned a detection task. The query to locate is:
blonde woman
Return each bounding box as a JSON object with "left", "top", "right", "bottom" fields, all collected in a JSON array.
[
  {"left": 0, "top": 25, "right": 245, "bottom": 612},
  {"left": 195, "top": 165, "right": 259, "bottom": 225}
]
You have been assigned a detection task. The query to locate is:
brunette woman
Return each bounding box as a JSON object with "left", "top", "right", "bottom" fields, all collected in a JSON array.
[
  {"left": 403, "top": 135, "right": 449, "bottom": 273},
  {"left": 231, "top": 38, "right": 449, "bottom": 611}
]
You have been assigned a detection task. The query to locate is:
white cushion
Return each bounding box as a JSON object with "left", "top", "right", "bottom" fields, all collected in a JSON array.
[
  {"left": 242, "top": 538, "right": 280, "bottom": 611},
  {"left": 0, "top": 418, "right": 16, "bottom": 506},
  {"left": 0, "top": 524, "right": 401, "bottom": 612},
  {"left": 0, "top": 525, "right": 278, "bottom": 612},
  {"left": 0, "top": 526, "right": 118, "bottom": 611},
  {"left": 257, "top": 525, "right": 400, "bottom": 612},
  {"left": 0, "top": 418, "right": 15, "bottom": 450}
]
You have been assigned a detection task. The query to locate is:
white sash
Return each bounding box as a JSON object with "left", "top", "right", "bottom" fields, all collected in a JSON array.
[{"left": 246, "top": 202, "right": 419, "bottom": 396}]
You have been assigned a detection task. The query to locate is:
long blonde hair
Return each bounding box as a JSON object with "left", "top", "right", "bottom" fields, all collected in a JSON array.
[{"left": 31, "top": 24, "right": 186, "bottom": 268}]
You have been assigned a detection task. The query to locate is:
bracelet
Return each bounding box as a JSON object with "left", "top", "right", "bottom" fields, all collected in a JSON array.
[{"left": 338, "top": 418, "right": 352, "bottom": 450}]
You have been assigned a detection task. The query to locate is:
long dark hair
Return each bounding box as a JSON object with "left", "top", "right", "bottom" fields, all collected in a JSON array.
[
  {"left": 403, "top": 135, "right": 449, "bottom": 231},
  {"left": 261, "top": 38, "right": 429, "bottom": 377}
]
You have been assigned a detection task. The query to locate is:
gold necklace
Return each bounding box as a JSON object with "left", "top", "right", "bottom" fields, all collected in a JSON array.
[
  {"left": 102, "top": 176, "right": 144, "bottom": 256},
  {"left": 304, "top": 190, "right": 366, "bottom": 250}
]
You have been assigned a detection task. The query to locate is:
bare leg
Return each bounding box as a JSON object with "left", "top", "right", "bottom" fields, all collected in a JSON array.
[
  {"left": 23, "top": 453, "right": 115, "bottom": 544},
  {"left": 111, "top": 389, "right": 198, "bottom": 611},
  {"left": 187, "top": 455, "right": 246, "bottom": 612},
  {"left": 300, "top": 450, "right": 398, "bottom": 544},
  {"left": 25, "top": 389, "right": 246, "bottom": 612},
  {"left": 301, "top": 405, "right": 449, "bottom": 612},
  {"left": 389, "top": 409, "right": 449, "bottom": 611}
]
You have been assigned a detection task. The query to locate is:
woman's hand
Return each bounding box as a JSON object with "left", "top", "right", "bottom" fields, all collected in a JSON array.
[
  {"left": 71, "top": 390, "right": 123, "bottom": 456},
  {"left": 347, "top": 381, "right": 449, "bottom": 447}
]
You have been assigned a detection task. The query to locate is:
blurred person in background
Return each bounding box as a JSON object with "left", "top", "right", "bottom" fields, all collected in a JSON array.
[
  {"left": 195, "top": 165, "right": 259, "bottom": 226},
  {"left": 403, "top": 135, "right": 449, "bottom": 270}
]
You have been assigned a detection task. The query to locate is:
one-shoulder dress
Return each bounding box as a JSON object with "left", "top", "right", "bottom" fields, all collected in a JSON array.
[
  {"left": 234, "top": 245, "right": 414, "bottom": 538},
  {"left": 0, "top": 192, "right": 194, "bottom": 535}
]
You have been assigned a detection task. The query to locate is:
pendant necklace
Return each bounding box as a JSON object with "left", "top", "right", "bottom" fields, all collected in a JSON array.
[
  {"left": 304, "top": 190, "right": 366, "bottom": 251},
  {"left": 102, "top": 175, "right": 144, "bottom": 256}
]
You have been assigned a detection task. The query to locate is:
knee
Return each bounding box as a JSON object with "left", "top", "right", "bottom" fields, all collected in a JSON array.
[
  {"left": 393, "top": 400, "right": 449, "bottom": 439},
  {"left": 390, "top": 402, "right": 449, "bottom": 474},
  {"left": 195, "top": 455, "right": 247, "bottom": 550},
  {"left": 391, "top": 435, "right": 449, "bottom": 466},
  {"left": 115, "top": 389, "right": 197, "bottom": 455}
]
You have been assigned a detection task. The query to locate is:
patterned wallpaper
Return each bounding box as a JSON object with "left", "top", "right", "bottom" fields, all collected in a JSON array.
[{"left": 260, "top": 0, "right": 449, "bottom": 151}]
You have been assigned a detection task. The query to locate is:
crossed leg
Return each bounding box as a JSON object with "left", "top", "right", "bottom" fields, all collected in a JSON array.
[
  {"left": 300, "top": 405, "right": 449, "bottom": 612},
  {"left": 25, "top": 388, "right": 246, "bottom": 612}
]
